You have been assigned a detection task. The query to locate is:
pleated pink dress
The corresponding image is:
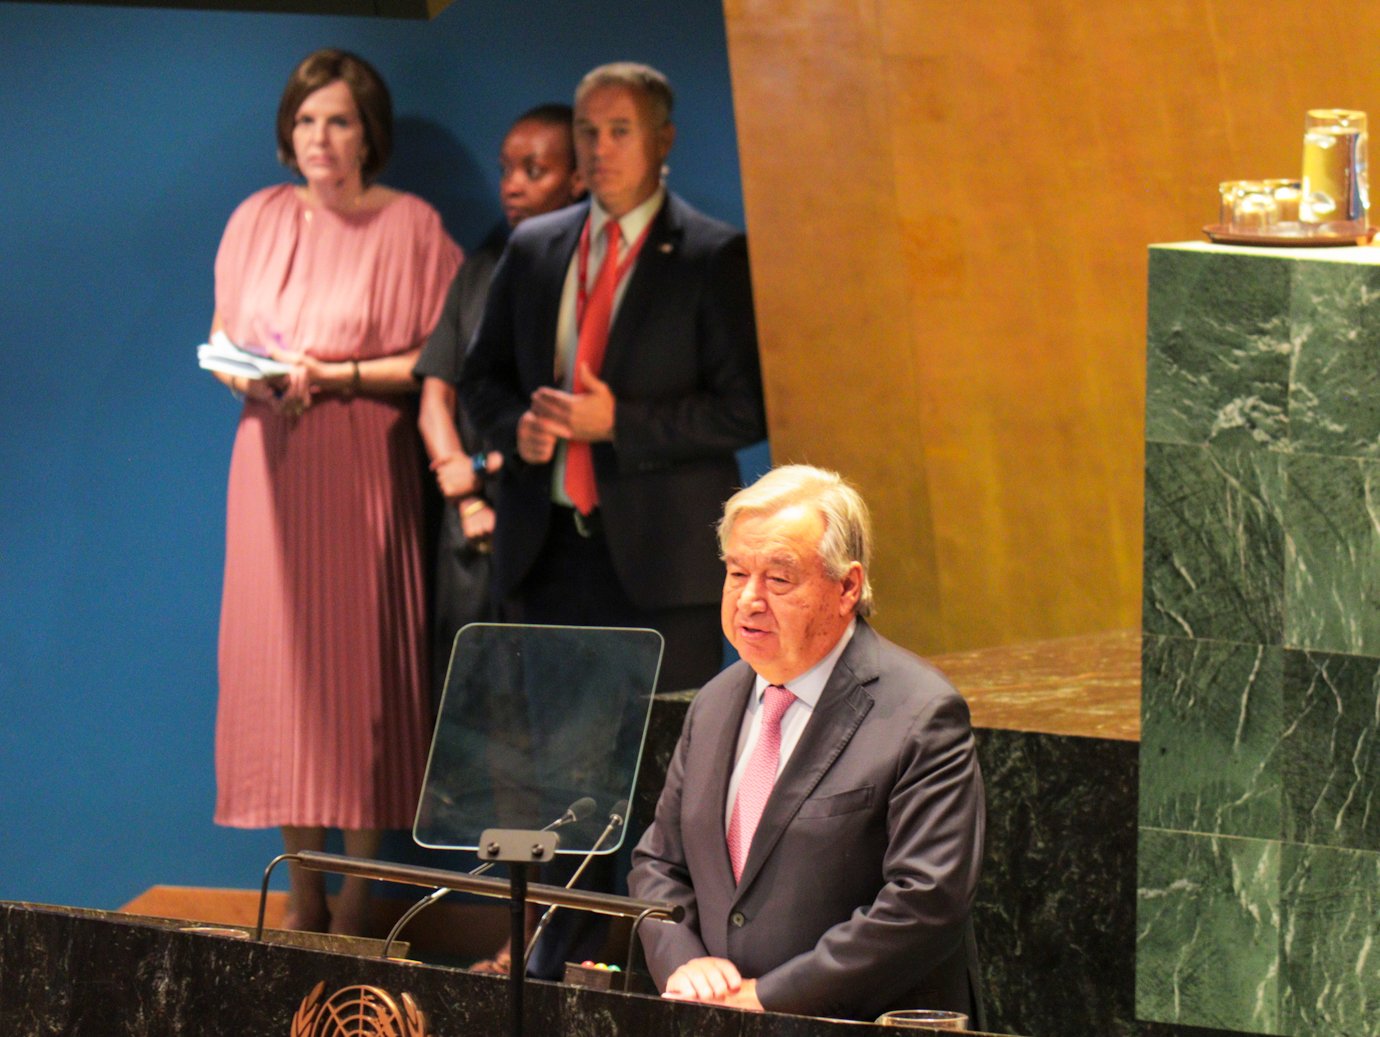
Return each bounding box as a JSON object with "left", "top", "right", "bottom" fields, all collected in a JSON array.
[{"left": 213, "top": 184, "right": 461, "bottom": 830}]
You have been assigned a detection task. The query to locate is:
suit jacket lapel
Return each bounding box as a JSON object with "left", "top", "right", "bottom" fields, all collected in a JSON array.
[
  {"left": 532, "top": 204, "right": 586, "bottom": 384},
  {"left": 733, "top": 622, "right": 881, "bottom": 894},
  {"left": 704, "top": 667, "right": 754, "bottom": 888},
  {"left": 600, "top": 193, "right": 682, "bottom": 383}
]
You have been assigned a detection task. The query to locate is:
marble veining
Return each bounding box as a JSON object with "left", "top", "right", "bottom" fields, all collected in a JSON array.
[
  {"left": 974, "top": 729, "right": 1138, "bottom": 1037},
  {"left": 1278, "top": 843, "right": 1380, "bottom": 1036},
  {"left": 1136, "top": 830, "right": 1280, "bottom": 1035},
  {"left": 1142, "top": 442, "right": 1285, "bottom": 644},
  {"left": 1288, "top": 261, "right": 1380, "bottom": 459},
  {"left": 1140, "top": 636, "right": 1282, "bottom": 840},
  {"left": 1283, "top": 453, "right": 1380, "bottom": 656},
  {"left": 1146, "top": 248, "right": 1293, "bottom": 449},
  {"left": 1142, "top": 245, "right": 1380, "bottom": 1037},
  {"left": 1279, "top": 650, "right": 1380, "bottom": 850}
]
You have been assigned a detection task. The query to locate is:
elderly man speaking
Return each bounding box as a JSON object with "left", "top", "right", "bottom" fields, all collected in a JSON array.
[{"left": 629, "top": 465, "right": 985, "bottom": 1023}]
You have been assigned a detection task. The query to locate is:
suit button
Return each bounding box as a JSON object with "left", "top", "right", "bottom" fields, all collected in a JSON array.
[{"left": 730, "top": 912, "right": 746, "bottom": 927}]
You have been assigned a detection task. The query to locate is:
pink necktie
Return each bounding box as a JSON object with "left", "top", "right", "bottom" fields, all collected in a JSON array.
[
  {"left": 564, "top": 220, "right": 621, "bottom": 515},
  {"left": 727, "top": 684, "right": 796, "bottom": 882}
]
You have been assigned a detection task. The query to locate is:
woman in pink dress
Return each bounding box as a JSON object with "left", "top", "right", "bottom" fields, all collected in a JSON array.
[{"left": 207, "top": 49, "right": 461, "bottom": 935}]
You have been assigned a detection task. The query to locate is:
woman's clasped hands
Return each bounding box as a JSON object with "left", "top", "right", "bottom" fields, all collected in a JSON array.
[{"left": 263, "top": 348, "right": 353, "bottom": 417}]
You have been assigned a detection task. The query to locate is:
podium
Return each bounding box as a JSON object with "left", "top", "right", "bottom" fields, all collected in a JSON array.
[{"left": 0, "top": 901, "right": 1016, "bottom": 1035}]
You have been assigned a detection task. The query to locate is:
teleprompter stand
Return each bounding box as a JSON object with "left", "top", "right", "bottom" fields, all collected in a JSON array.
[
  {"left": 477, "top": 828, "right": 557, "bottom": 1037},
  {"left": 255, "top": 848, "right": 682, "bottom": 1037}
]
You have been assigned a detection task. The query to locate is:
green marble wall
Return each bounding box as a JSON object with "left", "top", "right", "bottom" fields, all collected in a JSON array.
[{"left": 1140, "top": 242, "right": 1380, "bottom": 1037}]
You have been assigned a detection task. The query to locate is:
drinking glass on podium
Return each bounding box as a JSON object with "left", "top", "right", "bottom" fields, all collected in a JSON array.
[
  {"left": 1219, "top": 180, "right": 1279, "bottom": 231},
  {"left": 875, "top": 1008, "right": 968, "bottom": 1029}
]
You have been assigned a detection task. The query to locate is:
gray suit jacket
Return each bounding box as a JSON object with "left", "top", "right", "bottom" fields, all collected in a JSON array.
[{"left": 629, "top": 620, "right": 985, "bottom": 1021}]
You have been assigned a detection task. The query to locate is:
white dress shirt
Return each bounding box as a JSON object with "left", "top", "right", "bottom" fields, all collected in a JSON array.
[
  {"left": 549, "top": 186, "right": 666, "bottom": 505},
  {"left": 723, "top": 619, "right": 858, "bottom": 831}
]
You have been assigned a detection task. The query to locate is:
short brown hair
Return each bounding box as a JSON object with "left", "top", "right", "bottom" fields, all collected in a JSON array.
[
  {"left": 574, "top": 62, "right": 674, "bottom": 128},
  {"left": 276, "top": 49, "right": 392, "bottom": 184}
]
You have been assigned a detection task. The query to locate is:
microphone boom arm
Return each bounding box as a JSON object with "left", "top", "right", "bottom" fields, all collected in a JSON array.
[{"left": 255, "top": 848, "right": 680, "bottom": 946}]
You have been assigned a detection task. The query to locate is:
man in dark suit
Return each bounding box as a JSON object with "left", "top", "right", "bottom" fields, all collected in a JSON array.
[
  {"left": 629, "top": 465, "right": 986, "bottom": 1023},
  {"left": 459, "top": 62, "right": 765, "bottom": 694}
]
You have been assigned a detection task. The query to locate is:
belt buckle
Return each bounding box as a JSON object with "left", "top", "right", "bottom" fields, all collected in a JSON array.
[{"left": 572, "top": 508, "right": 597, "bottom": 538}]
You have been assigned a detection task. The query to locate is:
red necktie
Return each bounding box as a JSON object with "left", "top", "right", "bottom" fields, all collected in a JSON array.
[
  {"left": 727, "top": 684, "right": 796, "bottom": 882},
  {"left": 564, "top": 220, "right": 622, "bottom": 515}
]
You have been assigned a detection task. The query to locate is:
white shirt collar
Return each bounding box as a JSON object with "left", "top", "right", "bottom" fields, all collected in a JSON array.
[
  {"left": 588, "top": 185, "right": 665, "bottom": 250},
  {"left": 751, "top": 619, "right": 858, "bottom": 710}
]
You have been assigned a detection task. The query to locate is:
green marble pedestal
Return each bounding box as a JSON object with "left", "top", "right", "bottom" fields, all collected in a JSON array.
[{"left": 1140, "top": 241, "right": 1380, "bottom": 1036}]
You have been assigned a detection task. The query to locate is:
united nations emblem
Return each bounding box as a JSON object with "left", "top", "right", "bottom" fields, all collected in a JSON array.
[{"left": 291, "top": 982, "right": 430, "bottom": 1037}]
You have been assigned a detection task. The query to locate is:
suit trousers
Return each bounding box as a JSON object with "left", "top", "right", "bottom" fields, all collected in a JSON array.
[{"left": 503, "top": 506, "right": 723, "bottom": 692}]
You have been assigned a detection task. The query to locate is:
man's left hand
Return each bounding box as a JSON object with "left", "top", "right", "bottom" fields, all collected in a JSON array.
[
  {"left": 663, "top": 958, "right": 762, "bottom": 1011},
  {"left": 530, "top": 363, "right": 616, "bottom": 442},
  {"left": 717, "top": 979, "right": 762, "bottom": 1011}
]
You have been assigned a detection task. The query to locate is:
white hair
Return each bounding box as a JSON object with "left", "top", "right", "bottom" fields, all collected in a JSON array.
[{"left": 718, "top": 464, "right": 874, "bottom": 616}]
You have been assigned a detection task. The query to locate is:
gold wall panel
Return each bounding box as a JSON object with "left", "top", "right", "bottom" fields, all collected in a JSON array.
[{"left": 724, "top": 0, "right": 1380, "bottom": 653}]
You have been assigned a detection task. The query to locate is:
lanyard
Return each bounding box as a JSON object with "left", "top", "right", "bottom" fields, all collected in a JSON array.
[{"left": 575, "top": 213, "right": 655, "bottom": 328}]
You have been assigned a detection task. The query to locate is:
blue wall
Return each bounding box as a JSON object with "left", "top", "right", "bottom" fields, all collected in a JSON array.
[{"left": 0, "top": 0, "right": 747, "bottom": 909}]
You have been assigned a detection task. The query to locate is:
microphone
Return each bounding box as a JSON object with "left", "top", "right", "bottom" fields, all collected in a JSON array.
[
  {"left": 555, "top": 797, "right": 597, "bottom": 829},
  {"left": 380, "top": 796, "right": 598, "bottom": 958},
  {"left": 522, "top": 799, "right": 628, "bottom": 971}
]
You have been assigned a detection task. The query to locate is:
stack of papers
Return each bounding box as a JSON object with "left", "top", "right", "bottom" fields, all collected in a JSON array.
[{"left": 197, "top": 331, "right": 292, "bottom": 380}]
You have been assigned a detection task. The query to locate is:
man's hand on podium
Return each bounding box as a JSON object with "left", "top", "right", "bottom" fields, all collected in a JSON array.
[{"left": 662, "top": 956, "right": 763, "bottom": 1011}]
